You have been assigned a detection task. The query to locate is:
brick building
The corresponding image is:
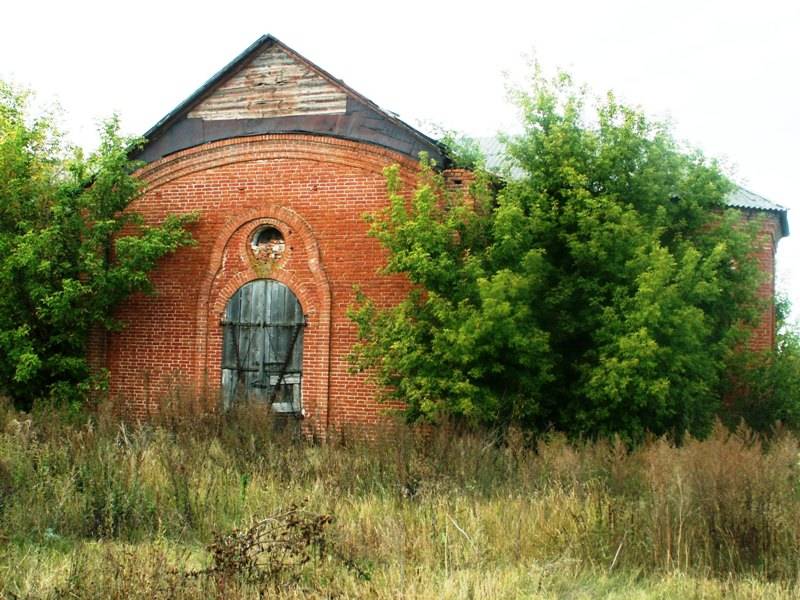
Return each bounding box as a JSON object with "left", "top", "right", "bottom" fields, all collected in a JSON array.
[{"left": 97, "top": 35, "right": 788, "bottom": 432}]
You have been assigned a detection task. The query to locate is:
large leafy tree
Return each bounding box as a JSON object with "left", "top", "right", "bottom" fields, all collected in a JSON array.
[
  {"left": 350, "top": 73, "right": 763, "bottom": 441},
  {"left": 0, "top": 82, "right": 196, "bottom": 409}
]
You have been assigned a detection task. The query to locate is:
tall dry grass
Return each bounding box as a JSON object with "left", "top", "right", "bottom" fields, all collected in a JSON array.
[{"left": 0, "top": 397, "right": 799, "bottom": 598}]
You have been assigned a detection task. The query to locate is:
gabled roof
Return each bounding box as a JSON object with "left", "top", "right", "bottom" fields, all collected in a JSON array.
[
  {"left": 136, "top": 35, "right": 443, "bottom": 164},
  {"left": 476, "top": 137, "right": 789, "bottom": 238}
]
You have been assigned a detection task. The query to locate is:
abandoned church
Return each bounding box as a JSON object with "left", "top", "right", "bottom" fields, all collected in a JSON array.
[{"left": 91, "top": 35, "right": 788, "bottom": 433}]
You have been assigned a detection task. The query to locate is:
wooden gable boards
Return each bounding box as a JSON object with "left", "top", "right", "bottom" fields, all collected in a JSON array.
[
  {"left": 187, "top": 44, "right": 347, "bottom": 121},
  {"left": 137, "top": 36, "right": 442, "bottom": 164}
]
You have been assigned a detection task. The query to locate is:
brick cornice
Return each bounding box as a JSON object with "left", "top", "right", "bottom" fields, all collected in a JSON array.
[{"left": 136, "top": 134, "right": 422, "bottom": 191}]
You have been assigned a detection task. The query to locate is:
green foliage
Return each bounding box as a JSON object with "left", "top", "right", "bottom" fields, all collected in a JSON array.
[
  {"left": 350, "top": 71, "right": 763, "bottom": 441},
  {"left": 438, "top": 130, "right": 486, "bottom": 169},
  {"left": 724, "top": 295, "right": 800, "bottom": 432},
  {"left": 0, "top": 82, "right": 196, "bottom": 409}
]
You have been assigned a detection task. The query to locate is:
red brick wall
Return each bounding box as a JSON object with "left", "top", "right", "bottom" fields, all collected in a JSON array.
[
  {"left": 101, "top": 133, "right": 783, "bottom": 431},
  {"left": 747, "top": 212, "right": 782, "bottom": 353},
  {"left": 104, "top": 134, "right": 419, "bottom": 433}
]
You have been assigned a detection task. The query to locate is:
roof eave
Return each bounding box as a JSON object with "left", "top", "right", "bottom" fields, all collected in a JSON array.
[
  {"left": 272, "top": 39, "right": 441, "bottom": 155},
  {"left": 140, "top": 35, "right": 276, "bottom": 147},
  {"left": 778, "top": 211, "right": 789, "bottom": 238}
]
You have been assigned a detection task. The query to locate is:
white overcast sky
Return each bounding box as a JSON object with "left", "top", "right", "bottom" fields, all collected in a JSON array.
[{"left": 3, "top": 0, "right": 799, "bottom": 317}]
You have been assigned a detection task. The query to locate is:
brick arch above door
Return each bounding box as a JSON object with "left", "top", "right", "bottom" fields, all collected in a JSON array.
[{"left": 196, "top": 205, "right": 332, "bottom": 434}]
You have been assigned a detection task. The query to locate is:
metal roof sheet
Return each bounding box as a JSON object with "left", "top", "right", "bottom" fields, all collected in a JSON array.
[{"left": 725, "top": 187, "right": 786, "bottom": 212}]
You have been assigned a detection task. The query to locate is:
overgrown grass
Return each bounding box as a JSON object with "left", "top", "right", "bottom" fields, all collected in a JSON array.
[{"left": 1, "top": 398, "right": 799, "bottom": 598}]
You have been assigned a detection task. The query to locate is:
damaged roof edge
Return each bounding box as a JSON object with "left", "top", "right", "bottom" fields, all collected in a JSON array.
[
  {"left": 141, "top": 35, "right": 274, "bottom": 145},
  {"left": 271, "top": 38, "right": 443, "bottom": 155},
  {"left": 137, "top": 34, "right": 443, "bottom": 161}
]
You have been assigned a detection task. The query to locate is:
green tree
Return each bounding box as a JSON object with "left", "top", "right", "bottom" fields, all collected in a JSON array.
[
  {"left": 350, "top": 72, "right": 763, "bottom": 441},
  {"left": 0, "top": 82, "right": 196, "bottom": 409},
  {"left": 723, "top": 295, "right": 800, "bottom": 432}
]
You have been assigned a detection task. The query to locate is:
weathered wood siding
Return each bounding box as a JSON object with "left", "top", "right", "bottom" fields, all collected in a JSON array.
[{"left": 188, "top": 45, "right": 347, "bottom": 120}]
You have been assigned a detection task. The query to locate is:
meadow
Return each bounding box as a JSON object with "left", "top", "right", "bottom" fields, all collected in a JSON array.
[{"left": 1, "top": 398, "right": 799, "bottom": 598}]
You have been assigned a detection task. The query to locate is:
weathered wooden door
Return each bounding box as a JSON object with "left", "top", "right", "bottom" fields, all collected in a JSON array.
[{"left": 221, "top": 280, "right": 305, "bottom": 413}]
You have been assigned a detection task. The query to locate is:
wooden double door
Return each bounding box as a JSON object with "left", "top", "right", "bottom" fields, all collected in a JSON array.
[{"left": 221, "top": 279, "right": 305, "bottom": 413}]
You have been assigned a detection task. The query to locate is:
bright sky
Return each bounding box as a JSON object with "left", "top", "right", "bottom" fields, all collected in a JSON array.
[{"left": 3, "top": 0, "right": 798, "bottom": 316}]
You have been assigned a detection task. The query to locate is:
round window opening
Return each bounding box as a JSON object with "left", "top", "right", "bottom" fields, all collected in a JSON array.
[{"left": 251, "top": 226, "right": 286, "bottom": 261}]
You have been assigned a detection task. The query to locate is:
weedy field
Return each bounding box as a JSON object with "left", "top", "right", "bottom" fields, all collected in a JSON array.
[{"left": 1, "top": 398, "right": 799, "bottom": 599}]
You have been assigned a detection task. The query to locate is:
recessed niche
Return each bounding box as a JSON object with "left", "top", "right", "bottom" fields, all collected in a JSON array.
[{"left": 251, "top": 226, "right": 286, "bottom": 260}]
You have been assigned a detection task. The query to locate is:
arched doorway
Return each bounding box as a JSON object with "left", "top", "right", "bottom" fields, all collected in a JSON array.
[{"left": 221, "top": 279, "right": 305, "bottom": 413}]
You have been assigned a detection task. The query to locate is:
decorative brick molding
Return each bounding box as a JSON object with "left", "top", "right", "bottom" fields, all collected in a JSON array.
[
  {"left": 136, "top": 134, "right": 421, "bottom": 191},
  {"left": 197, "top": 207, "right": 333, "bottom": 432}
]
